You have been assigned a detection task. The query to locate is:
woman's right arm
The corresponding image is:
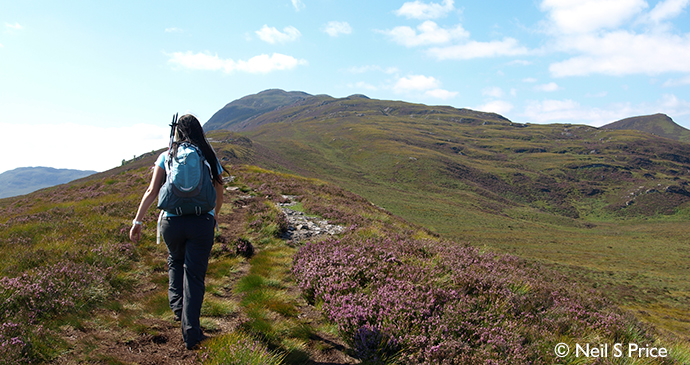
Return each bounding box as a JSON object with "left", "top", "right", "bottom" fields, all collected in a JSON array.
[{"left": 130, "top": 165, "right": 166, "bottom": 243}]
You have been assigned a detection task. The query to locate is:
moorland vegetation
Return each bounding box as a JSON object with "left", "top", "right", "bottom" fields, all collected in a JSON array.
[
  {"left": 205, "top": 90, "right": 690, "bottom": 341},
  {"left": 1, "top": 90, "right": 689, "bottom": 363},
  {"left": 2, "top": 162, "right": 687, "bottom": 364}
]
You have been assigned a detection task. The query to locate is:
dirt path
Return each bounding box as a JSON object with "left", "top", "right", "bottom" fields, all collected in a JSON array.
[
  {"left": 54, "top": 190, "right": 247, "bottom": 364},
  {"left": 54, "top": 187, "right": 355, "bottom": 364}
]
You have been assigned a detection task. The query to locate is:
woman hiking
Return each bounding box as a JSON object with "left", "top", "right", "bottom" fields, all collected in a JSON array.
[{"left": 129, "top": 113, "right": 226, "bottom": 350}]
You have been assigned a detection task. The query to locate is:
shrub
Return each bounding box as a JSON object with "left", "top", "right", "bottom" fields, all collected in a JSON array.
[
  {"left": 292, "top": 236, "right": 646, "bottom": 364},
  {"left": 0, "top": 260, "right": 109, "bottom": 323},
  {"left": 0, "top": 322, "right": 28, "bottom": 364},
  {"left": 236, "top": 238, "right": 255, "bottom": 258}
]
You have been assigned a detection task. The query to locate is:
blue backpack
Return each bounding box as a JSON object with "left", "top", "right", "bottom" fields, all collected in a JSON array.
[{"left": 157, "top": 142, "right": 216, "bottom": 216}]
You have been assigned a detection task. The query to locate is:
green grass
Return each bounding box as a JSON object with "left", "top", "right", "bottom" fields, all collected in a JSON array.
[
  {"left": 235, "top": 246, "right": 303, "bottom": 340},
  {"left": 207, "top": 97, "right": 690, "bottom": 339},
  {"left": 201, "top": 330, "right": 286, "bottom": 365},
  {"left": 145, "top": 290, "right": 172, "bottom": 316},
  {"left": 0, "top": 165, "right": 170, "bottom": 363},
  {"left": 2, "top": 123, "right": 688, "bottom": 364},
  {"left": 201, "top": 298, "right": 238, "bottom": 317},
  {"left": 207, "top": 256, "right": 243, "bottom": 278}
]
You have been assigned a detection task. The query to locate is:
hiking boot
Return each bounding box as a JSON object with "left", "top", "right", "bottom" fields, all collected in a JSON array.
[{"left": 185, "top": 333, "right": 208, "bottom": 350}]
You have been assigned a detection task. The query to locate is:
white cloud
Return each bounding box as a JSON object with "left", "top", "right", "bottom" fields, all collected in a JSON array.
[
  {"left": 521, "top": 94, "right": 690, "bottom": 127},
  {"left": 425, "top": 88, "right": 458, "bottom": 99},
  {"left": 518, "top": 97, "right": 690, "bottom": 126},
  {"left": 661, "top": 93, "right": 690, "bottom": 115},
  {"left": 482, "top": 87, "right": 505, "bottom": 98},
  {"left": 0, "top": 122, "right": 169, "bottom": 174},
  {"left": 323, "top": 21, "right": 352, "bottom": 37},
  {"left": 165, "top": 27, "right": 183, "bottom": 33},
  {"left": 534, "top": 82, "right": 561, "bottom": 92},
  {"left": 394, "top": 0, "right": 455, "bottom": 20},
  {"left": 477, "top": 100, "right": 514, "bottom": 115},
  {"left": 522, "top": 98, "right": 633, "bottom": 125},
  {"left": 645, "top": 0, "right": 689, "bottom": 24},
  {"left": 256, "top": 25, "right": 301, "bottom": 44},
  {"left": 392, "top": 75, "right": 457, "bottom": 100},
  {"left": 5, "top": 22, "right": 23, "bottom": 30},
  {"left": 540, "top": 0, "right": 690, "bottom": 78},
  {"left": 383, "top": 4, "right": 531, "bottom": 61},
  {"left": 540, "top": 0, "right": 648, "bottom": 34},
  {"left": 507, "top": 60, "right": 533, "bottom": 66},
  {"left": 292, "top": 0, "right": 305, "bottom": 11},
  {"left": 549, "top": 31, "right": 690, "bottom": 76},
  {"left": 168, "top": 51, "right": 307, "bottom": 74},
  {"left": 169, "top": 52, "right": 227, "bottom": 71},
  {"left": 523, "top": 77, "right": 538, "bottom": 83},
  {"left": 427, "top": 37, "right": 530, "bottom": 60},
  {"left": 394, "top": 75, "right": 441, "bottom": 92},
  {"left": 663, "top": 75, "right": 690, "bottom": 87},
  {"left": 379, "top": 21, "right": 469, "bottom": 47}
]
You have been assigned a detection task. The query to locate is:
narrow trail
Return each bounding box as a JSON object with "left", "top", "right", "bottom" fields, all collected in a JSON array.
[
  {"left": 55, "top": 194, "right": 248, "bottom": 365},
  {"left": 55, "top": 186, "right": 355, "bottom": 364}
]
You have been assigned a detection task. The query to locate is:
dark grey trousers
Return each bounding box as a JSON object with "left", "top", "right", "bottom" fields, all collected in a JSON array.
[{"left": 161, "top": 214, "right": 215, "bottom": 348}]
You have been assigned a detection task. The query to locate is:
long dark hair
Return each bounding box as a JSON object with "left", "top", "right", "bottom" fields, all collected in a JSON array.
[{"left": 171, "top": 114, "right": 226, "bottom": 184}]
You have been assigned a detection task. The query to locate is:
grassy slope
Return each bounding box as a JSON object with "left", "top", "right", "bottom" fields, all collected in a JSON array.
[
  {"left": 0, "top": 161, "right": 363, "bottom": 364},
  {"left": 1, "top": 153, "right": 688, "bottom": 363},
  {"left": 205, "top": 96, "right": 690, "bottom": 338},
  {"left": 603, "top": 114, "right": 690, "bottom": 143}
]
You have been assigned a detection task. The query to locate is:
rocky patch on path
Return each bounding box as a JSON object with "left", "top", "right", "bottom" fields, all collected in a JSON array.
[{"left": 278, "top": 195, "right": 345, "bottom": 242}]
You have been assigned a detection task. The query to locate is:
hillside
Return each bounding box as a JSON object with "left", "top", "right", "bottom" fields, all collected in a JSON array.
[
  {"left": 1, "top": 160, "right": 687, "bottom": 364},
  {"left": 0, "top": 167, "right": 96, "bottom": 199},
  {"left": 204, "top": 90, "right": 690, "bottom": 339},
  {"left": 1, "top": 90, "right": 688, "bottom": 362},
  {"left": 602, "top": 113, "right": 690, "bottom": 143}
]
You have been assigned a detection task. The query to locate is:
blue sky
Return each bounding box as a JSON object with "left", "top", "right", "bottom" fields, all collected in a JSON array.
[{"left": 1, "top": 0, "right": 689, "bottom": 174}]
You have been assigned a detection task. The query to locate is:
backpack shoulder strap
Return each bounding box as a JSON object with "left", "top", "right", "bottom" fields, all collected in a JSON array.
[{"left": 164, "top": 152, "right": 172, "bottom": 176}]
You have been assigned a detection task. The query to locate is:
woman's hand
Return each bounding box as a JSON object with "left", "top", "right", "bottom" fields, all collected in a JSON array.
[{"left": 130, "top": 223, "right": 142, "bottom": 243}]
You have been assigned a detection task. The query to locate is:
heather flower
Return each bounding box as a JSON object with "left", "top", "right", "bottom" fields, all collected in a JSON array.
[
  {"left": 353, "top": 324, "right": 400, "bottom": 364},
  {"left": 0, "top": 260, "right": 108, "bottom": 323},
  {"left": 293, "top": 235, "right": 640, "bottom": 364},
  {"left": 236, "top": 238, "right": 255, "bottom": 258},
  {"left": 0, "top": 322, "right": 27, "bottom": 364}
]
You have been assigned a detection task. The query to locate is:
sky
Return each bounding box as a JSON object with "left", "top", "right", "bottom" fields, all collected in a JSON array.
[{"left": 1, "top": 0, "right": 689, "bottom": 174}]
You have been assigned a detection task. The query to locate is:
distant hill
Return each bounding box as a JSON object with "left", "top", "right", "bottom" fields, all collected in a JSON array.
[
  {"left": 206, "top": 90, "right": 690, "bottom": 235},
  {"left": 204, "top": 89, "right": 313, "bottom": 132},
  {"left": 0, "top": 167, "right": 96, "bottom": 198},
  {"left": 601, "top": 113, "right": 690, "bottom": 142}
]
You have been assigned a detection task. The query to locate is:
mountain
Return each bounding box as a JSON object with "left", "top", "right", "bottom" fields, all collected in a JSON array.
[
  {"left": 207, "top": 91, "right": 690, "bottom": 224},
  {"left": 0, "top": 166, "right": 96, "bottom": 198},
  {"left": 601, "top": 113, "right": 690, "bottom": 142},
  {"left": 204, "top": 89, "right": 313, "bottom": 132},
  {"left": 205, "top": 90, "right": 690, "bottom": 337}
]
